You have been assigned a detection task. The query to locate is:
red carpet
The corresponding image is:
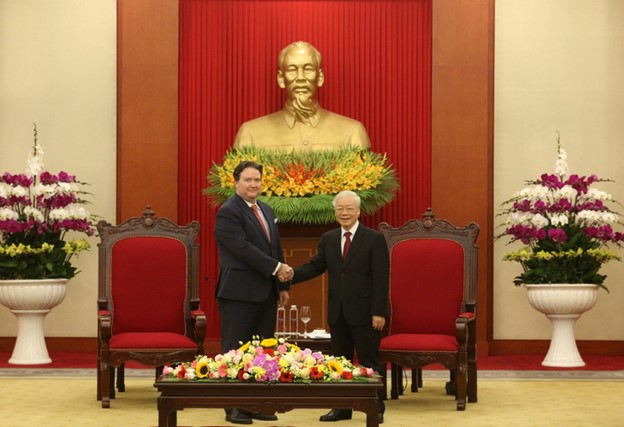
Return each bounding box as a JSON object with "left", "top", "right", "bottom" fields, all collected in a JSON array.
[{"left": 1, "top": 352, "right": 624, "bottom": 370}]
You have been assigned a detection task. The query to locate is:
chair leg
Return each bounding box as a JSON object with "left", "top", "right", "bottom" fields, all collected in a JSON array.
[
  {"left": 99, "top": 365, "right": 111, "bottom": 408},
  {"left": 468, "top": 354, "right": 478, "bottom": 403},
  {"left": 116, "top": 363, "right": 125, "bottom": 392},
  {"left": 390, "top": 364, "right": 400, "bottom": 399},
  {"left": 96, "top": 365, "right": 101, "bottom": 401},
  {"left": 109, "top": 367, "right": 116, "bottom": 399},
  {"left": 411, "top": 368, "right": 419, "bottom": 392},
  {"left": 446, "top": 370, "right": 457, "bottom": 395},
  {"left": 381, "top": 364, "right": 388, "bottom": 400},
  {"left": 455, "top": 356, "right": 468, "bottom": 411}
]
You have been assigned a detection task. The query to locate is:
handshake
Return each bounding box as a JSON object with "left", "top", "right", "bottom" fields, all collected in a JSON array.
[{"left": 277, "top": 264, "right": 294, "bottom": 282}]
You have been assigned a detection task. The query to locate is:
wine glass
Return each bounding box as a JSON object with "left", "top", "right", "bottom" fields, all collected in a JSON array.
[{"left": 300, "top": 306, "right": 312, "bottom": 338}]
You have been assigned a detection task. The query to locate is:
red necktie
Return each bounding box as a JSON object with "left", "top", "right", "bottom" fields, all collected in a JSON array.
[
  {"left": 252, "top": 204, "right": 270, "bottom": 240},
  {"left": 343, "top": 231, "right": 352, "bottom": 260}
]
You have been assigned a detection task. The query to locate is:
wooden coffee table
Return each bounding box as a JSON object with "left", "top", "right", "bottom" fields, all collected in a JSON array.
[{"left": 154, "top": 377, "right": 383, "bottom": 427}]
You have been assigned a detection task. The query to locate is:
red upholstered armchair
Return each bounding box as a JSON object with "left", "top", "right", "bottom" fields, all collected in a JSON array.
[
  {"left": 378, "top": 209, "right": 479, "bottom": 410},
  {"left": 96, "top": 207, "right": 206, "bottom": 408}
]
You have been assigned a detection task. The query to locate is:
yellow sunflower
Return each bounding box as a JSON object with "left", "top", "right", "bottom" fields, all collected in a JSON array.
[
  {"left": 195, "top": 359, "right": 210, "bottom": 378},
  {"left": 327, "top": 359, "right": 344, "bottom": 375},
  {"left": 260, "top": 337, "right": 278, "bottom": 348}
]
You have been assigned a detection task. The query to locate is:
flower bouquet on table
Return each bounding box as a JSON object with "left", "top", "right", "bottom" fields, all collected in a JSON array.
[
  {"left": 0, "top": 127, "right": 96, "bottom": 280},
  {"left": 162, "top": 336, "right": 377, "bottom": 383},
  {"left": 497, "top": 137, "right": 624, "bottom": 291}
]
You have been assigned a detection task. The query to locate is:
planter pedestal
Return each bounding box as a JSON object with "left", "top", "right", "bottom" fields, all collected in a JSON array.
[
  {"left": 525, "top": 284, "right": 599, "bottom": 367},
  {"left": 0, "top": 279, "right": 68, "bottom": 364}
]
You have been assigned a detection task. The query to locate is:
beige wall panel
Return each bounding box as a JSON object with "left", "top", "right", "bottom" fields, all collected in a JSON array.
[
  {"left": 0, "top": 0, "right": 117, "bottom": 339},
  {"left": 494, "top": 0, "right": 624, "bottom": 341}
]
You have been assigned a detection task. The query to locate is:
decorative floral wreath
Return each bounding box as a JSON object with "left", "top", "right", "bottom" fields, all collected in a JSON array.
[{"left": 205, "top": 146, "right": 399, "bottom": 225}]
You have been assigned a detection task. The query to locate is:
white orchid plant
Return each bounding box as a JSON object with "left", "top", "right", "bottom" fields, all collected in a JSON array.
[
  {"left": 498, "top": 138, "right": 624, "bottom": 291},
  {"left": 0, "top": 127, "right": 95, "bottom": 279}
]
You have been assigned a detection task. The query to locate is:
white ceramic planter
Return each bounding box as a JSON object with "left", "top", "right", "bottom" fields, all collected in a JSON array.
[
  {"left": 524, "top": 283, "right": 599, "bottom": 367},
  {"left": 0, "top": 278, "right": 68, "bottom": 364}
]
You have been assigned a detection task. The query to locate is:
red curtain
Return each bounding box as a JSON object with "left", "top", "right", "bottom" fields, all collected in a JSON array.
[{"left": 179, "top": 0, "right": 432, "bottom": 339}]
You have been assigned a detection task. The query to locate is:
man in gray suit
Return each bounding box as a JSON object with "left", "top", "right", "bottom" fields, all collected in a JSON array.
[
  {"left": 214, "top": 160, "right": 292, "bottom": 425},
  {"left": 289, "top": 190, "right": 389, "bottom": 424}
]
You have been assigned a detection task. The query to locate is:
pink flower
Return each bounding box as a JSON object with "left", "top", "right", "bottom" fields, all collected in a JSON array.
[{"left": 547, "top": 228, "right": 567, "bottom": 243}]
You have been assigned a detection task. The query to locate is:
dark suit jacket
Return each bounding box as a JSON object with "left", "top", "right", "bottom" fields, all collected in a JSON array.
[
  {"left": 293, "top": 224, "right": 389, "bottom": 326},
  {"left": 214, "top": 194, "right": 289, "bottom": 303}
]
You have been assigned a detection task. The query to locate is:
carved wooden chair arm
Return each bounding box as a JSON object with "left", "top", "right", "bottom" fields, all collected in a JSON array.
[
  {"left": 191, "top": 310, "right": 207, "bottom": 342},
  {"left": 98, "top": 310, "right": 112, "bottom": 342}
]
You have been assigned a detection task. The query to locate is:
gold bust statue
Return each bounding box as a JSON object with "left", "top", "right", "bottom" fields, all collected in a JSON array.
[{"left": 233, "top": 41, "right": 371, "bottom": 151}]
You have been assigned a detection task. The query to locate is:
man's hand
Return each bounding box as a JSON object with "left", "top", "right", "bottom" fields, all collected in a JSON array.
[
  {"left": 279, "top": 290, "right": 290, "bottom": 306},
  {"left": 372, "top": 315, "right": 386, "bottom": 331},
  {"left": 277, "top": 263, "right": 294, "bottom": 282}
]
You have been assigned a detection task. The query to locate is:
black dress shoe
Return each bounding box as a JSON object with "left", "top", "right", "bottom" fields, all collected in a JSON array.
[
  {"left": 243, "top": 409, "right": 278, "bottom": 421},
  {"left": 319, "top": 409, "right": 353, "bottom": 422},
  {"left": 225, "top": 408, "right": 253, "bottom": 425},
  {"left": 378, "top": 412, "right": 384, "bottom": 424}
]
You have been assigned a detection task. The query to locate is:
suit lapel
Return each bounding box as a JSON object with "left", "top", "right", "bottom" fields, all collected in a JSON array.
[
  {"left": 235, "top": 195, "right": 270, "bottom": 243},
  {"left": 343, "top": 226, "right": 365, "bottom": 266}
]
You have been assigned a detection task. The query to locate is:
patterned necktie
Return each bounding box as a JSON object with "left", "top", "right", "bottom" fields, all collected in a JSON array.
[
  {"left": 343, "top": 231, "right": 352, "bottom": 260},
  {"left": 251, "top": 204, "right": 270, "bottom": 240}
]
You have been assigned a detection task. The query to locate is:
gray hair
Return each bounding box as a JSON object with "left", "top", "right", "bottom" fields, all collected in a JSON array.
[{"left": 332, "top": 191, "right": 361, "bottom": 207}]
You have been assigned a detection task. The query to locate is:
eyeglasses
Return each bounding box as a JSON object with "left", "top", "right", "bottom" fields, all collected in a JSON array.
[{"left": 334, "top": 207, "right": 358, "bottom": 214}]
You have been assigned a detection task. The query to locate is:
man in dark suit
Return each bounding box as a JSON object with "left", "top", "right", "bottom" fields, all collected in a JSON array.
[
  {"left": 214, "top": 160, "right": 292, "bottom": 425},
  {"left": 290, "top": 190, "right": 389, "bottom": 424}
]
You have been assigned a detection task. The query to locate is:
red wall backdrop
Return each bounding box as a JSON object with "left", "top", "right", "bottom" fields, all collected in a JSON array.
[{"left": 178, "top": 0, "right": 432, "bottom": 339}]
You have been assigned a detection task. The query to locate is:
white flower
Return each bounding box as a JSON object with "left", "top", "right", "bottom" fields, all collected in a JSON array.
[
  {"left": 32, "top": 183, "right": 56, "bottom": 197},
  {"left": 530, "top": 213, "right": 549, "bottom": 228},
  {"left": 0, "top": 183, "right": 11, "bottom": 198},
  {"left": 507, "top": 212, "right": 531, "bottom": 226},
  {"left": 184, "top": 370, "right": 196, "bottom": 380},
  {"left": 555, "top": 148, "right": 569, "bottom": 177},
  {"left": 549, "top": 214, "right": 569, "bottom": 226},
  {"left": 532, "top": 185, "right": 549, "bottom": 200},
  {"left": 25, "top": 142, "right": 45, "bottom": 177},
  {"left": 516, "top": 185, "right": 549, "bottom": 201},
  {"left": 576, "top": 210, "right": 597, "bottom": 222},
  {"left": 585, "top": 188, "right": 612, "bottom": 201},
  {"left": 66, "top": 204, "right": 90, "bottom": 219},
  {"left": 602, "top": 212, "right": 618, "bottom": 224},
  {"left": 23, "top": 206, "right": 44, "bottom": 223},
  {"left": 49, "top": 204, "right": 90, "bottom": 220},
  {"left": 0, "top": 207, "right": 19, "bottom": 221},
  {"left": 57, "top": 181, "right": 79, "bottom": 194},
  {"left": 556, "top": 185, "right": 577, "bottom": 200},
  {"left": 226, "top": 367, "right": 239, "bottom": 379},
  {"left": 10, "top": 185, "right": 28, "bottom": 198},
  {"left": 577, "top": 210, "right": 619, "bottom": 225}
]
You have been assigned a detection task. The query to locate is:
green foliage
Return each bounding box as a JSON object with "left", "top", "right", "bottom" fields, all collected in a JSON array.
[{"left": 205, "top": 147, "right": 400, "bottom": 225}]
